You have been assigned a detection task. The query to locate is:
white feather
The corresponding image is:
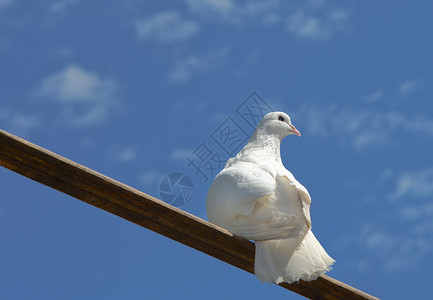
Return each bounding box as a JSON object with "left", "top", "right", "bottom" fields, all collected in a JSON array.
[{"left": 206, "top": 111, "right": 335, "bottom": 284}]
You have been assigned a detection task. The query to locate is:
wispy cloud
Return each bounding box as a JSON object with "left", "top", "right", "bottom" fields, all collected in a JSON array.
[
  {"left": 135, "top": 11, "right": 199, "bottom": 43},
  {"left": 363, "top": 90, "right": 384, "bottom": 103},
  {"left": 36, "top": 64, "right": 117, "bottom": 103},
  {"left": 183, "top": 0, "right": 350, "bottom": 41},
  {"left": 36, "top": 64, "right": 120, "bottom": 127},
  {"left": 389, "top": 168, "right": 433, "bottom": 201},
  {"left": 0, "top": 0, "right": 14, "bottom": 10},
  {"left": 286, "top": 9, "right": 349, "bottom": 41},
  {"left": 400, "top": 203, "right": 433, "bottom": 221},
  {"left": 358, "top": 224, "right": 433, "bottom": 271},
  {"left": 335, "top": 165, "right": 433, "bottom": 272},
  {"left": 107, "top": 145, "right": 138, "bottom": 163},
  {"left": 183, "top": 0, "right": 235, "bottom": 17},
  {"left": 296, "top": 104, "right": 433, "bottom": 149},
  {"left": 170, "top": 148, "right": 193, "bottom": 162},
  {"left": 0, "top": 109, "right": 42, "bottom": 136},
  {"left": 48, "top": 0, "right": 79, "bottom": 14},
  {"left": 139, "top": 171, "right": 165, "bottom": 188},
  {"left": 399, "top": 79, "right": 421, "bottom": 95},
  {"left": 183, "top": 0, "right": 280, "bottom": 25},
  {"left": 168, "top": 47, "right": 229, "bottom": 83}
]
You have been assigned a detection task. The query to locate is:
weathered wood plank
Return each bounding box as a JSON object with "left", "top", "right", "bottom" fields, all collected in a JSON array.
[{"left": 0, "top": 129, "right": 379, "bottom": 300}]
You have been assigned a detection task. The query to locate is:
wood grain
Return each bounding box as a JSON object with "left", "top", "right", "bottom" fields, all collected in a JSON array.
[{"left": 0, "top": 129, "right": 379, "bottom": 300}]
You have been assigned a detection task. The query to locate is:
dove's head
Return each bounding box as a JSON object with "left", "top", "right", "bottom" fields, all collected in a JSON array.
[{"left": 256, "top": 112, "right": 301, "bottom": 139}]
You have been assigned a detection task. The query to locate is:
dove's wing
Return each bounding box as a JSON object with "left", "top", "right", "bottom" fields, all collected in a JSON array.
[
  {"left": 278, "top": 168, "right": 312, "bottom": 229},
  {"left": 206, "top": 162, "right": 303, "bottom": 240}
]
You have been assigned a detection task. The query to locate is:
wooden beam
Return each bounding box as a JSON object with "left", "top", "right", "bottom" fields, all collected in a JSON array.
[{"left": 0, "top": 129, "right": 379, "bottom": 300}]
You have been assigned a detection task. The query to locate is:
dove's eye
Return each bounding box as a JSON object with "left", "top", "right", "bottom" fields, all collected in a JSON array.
[{"left": 278, "top": 115, "right": 285, "bottom": 122}]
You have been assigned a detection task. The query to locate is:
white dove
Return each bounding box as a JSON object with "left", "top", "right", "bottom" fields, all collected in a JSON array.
[{"left": 206, "top": 111, "right": 335, "bottom": 284}]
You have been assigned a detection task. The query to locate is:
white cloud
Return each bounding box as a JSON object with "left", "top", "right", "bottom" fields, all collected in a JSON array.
[
  {"left": 107, "top": 146, "right": 137, "bottom": 163},
  {"left": 116, "top": 147, "right": 137, "bottom": 163},
  {"left": 184, "top": 0, "right": 235, "bottom": 17},
  {"left": 139, "top": 171, "right": 165, "bottom": 188},
  {"left": 185, "top": 0, "right": 281, "bottom": 25},
  {"left": 287, "top": 12, "right": 324, "bottom": 40},
  {"left": 48, "top": 0, "right": 79, "bottom": 14},
  {"left": 183, "top": 0, "right": 350, "bottom": 42},
  {"left": 0, "top": 0, "right": 14, "bottom": 10},
  {"left": 286, "top": 9, "right": 349, "bottom": 41},
  {"left": 336, "top": 166, "right": 433, "bottom": 273},
  {"left": 37, "top": 64, "right": 116, "bottom": 103},
  {"left": 335, "top": 221, "right": 433, "bottom": 272},
  {"left": 168, "top": 47, "right": 229, "bottom": 83},
  {"left": 128, "top": 0, "right": 349, "bottom": 44},
  {"left": 362, "top": 226, "right": 395, "bottom": 254},
  {"left": 399, "top": 80, "right": 421, "bottom": 95},
  {"left": 357, "top": 224, "right": 433, "bottom": 271},
  {"left": 296, "top": 104, "right": 433, "bottom": 149},
  {"left": 170, "top": 148, "right": 193, "bottom": 161},
  {"left": 135, "top": 11, "right": 199, "bottom": 43},
  {"left": 390, "top": 168, "right": 433, "bottom": 201},
  {"left": 0, "top": 109, "right": 42, "bottom": 136},
  {"left": 363, "top": 90, "right": 384, "bottom": 103},
  {"left": 36, "top": 64, "right": 120, "bottom": 127},
  {"left": 400, "top": 203, "right": 433, "bottom": 221}
]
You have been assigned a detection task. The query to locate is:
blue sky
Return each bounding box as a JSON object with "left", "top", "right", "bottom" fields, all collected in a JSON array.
[{"left": 1, "top": 0, "right": 433, "bottom": 299}]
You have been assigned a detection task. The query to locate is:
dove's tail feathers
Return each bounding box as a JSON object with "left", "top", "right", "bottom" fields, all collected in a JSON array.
[
  {"left": 255, "top": 240, "right": 284, "bottom": 284},
  {"left": 283, "top": 230, "right": 335, "bottom": 283},
  {"left": 254, "top": 230, "right": 335, "bottom": 284},
  {"left": 255, "top": 238, "right": 301, "bottom": 284}
]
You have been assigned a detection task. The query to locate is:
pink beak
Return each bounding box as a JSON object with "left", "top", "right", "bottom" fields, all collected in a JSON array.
[{"left": 290, "top": 124, "right": 301, "bottom": 137}]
